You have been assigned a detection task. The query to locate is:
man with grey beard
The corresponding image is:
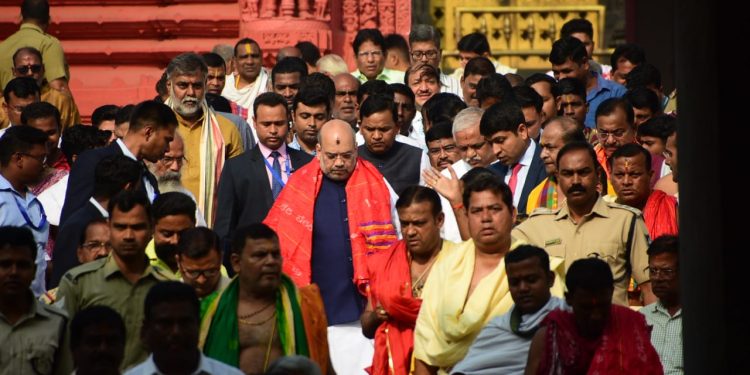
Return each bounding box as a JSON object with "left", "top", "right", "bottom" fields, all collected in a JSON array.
[
  {"left": 146, "top": 133, "right": 207, "bottom": 227},
  {"left": 165, "top": 53, "right": 244, "bottom": 225}
]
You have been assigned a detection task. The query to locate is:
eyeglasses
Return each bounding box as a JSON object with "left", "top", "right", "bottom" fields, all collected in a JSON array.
[
  {"left": 181, "top": 267, "right": 220, "bottom": 279},
  {"left": 411, "top": 50, "right": 439, "bottom": 60},
  {"left": 596, "top": 129, "right": 630, "bottom": 140},
  {"left": 81, "top": 241, "right": 111, "bottom": 251},
  {"left": 18, "top": 152, "right": 47, "bottom": 165},
  {"left": 646, "top": 266, "right": 677, "bottom": 279},
  {"left": 428, "top": 144, "right": 458, "bottom": 155},
  {"left": 160, "top": 155, "right": 186, "bottom": 166},
  {"left": 357, "top": 50, "right": 383, "bottom": 58},
  {"left": 14, "top": 64, "right": 43, "bottom": 75}
]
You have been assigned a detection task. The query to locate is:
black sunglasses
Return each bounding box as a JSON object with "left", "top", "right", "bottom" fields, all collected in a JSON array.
[{"left": 15, "top": 64, "right": 43, "bottom": 74}]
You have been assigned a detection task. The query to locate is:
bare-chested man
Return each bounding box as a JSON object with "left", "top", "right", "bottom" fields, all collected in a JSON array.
[{"left": 200, "top": 223, "right": 332, "bottom": 374}]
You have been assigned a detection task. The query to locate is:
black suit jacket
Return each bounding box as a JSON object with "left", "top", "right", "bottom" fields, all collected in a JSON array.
[
  {"left": 59, "top": 142, "right": 158, "bottom": 225},
  {"left": 49, "top": 202, "right": 105, "bottom": 288},
  {"left": 214, "top": 146, "right": 312, "bottom": 263},
  {"left": 489, "top": 141, "right": 547, "bottom": 215}
]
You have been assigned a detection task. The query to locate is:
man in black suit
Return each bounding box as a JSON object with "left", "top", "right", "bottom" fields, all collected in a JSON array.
[
  {"left": 214, "top": 92, "right": 312, "bottom": 270},
  {"left": 481, "top": 100, "right": 547, "bottom": 216},
  {"left": 59, "top": 101, "right": 177, "bottom": 225},
  {"left": 49, "top": 155, "right": 142, "bottom": 288}
]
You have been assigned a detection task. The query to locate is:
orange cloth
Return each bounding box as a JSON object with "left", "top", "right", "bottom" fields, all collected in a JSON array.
[
  {"left": 366, "top": 241, "right": 421, "bottom": 375},
  {"left": 643, "top": 189, "right": 678, "bottom": 239},
  {"left": 264, "top": 158, "right": 397, "bottom": 290}
]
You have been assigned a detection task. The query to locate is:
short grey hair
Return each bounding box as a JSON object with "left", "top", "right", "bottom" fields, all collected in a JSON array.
[
  {"left": 211, "top": 44, "right": 234, "bottom": 66},
  {"left": 166, "top": 53, "right": 208, "bottom": 80},
  {"left": 452, "top": 107, "right": 484, "bottom": 135},
  {"left": 409, "top": 24, "right": 442, "bottom": 49}
]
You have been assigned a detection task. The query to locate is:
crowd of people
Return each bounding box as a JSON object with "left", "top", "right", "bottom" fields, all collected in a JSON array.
[{"left": 0, "top": 0, "right": 683, "bottom": 374}]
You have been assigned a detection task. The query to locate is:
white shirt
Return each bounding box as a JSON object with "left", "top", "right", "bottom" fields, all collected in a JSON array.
[
  {"left": 37, "top": 174, "right": 68, "bottom": 226},
  {"left": 124, "top": 353, "right": 244, "bottom": 375},
  {"left": 440, "top": 72, "right": 462, "bottom": 98},
  {"left": 437, "top": 159, "right": 472, "bottom": 243},
  {"left": 408, "top": 111, "right": 428, "bottom": 152},
  {"left": 502, "top": 141, "right": 536, "bottom": 208},
  {"left": 115, "top": 139, "right": 157, "bottom": 202}
]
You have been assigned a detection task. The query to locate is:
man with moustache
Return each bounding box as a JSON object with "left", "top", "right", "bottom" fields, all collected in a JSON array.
[
  {"left": 608, "top": 144, "right": 678, "bottom": 239},
  {"left": 513, "top": 142, "right": 656, "bottom": 306},
  {"left": 201, "top": 224, "right": 331, "bottom": 374},
  {"left": 425, "top": 122, "right": 460, "bottom": 171},
  {"left": 425, "top": 107, "right": 496, "bottom": 242},
  {"left": 57, "top": 190, "right": 175, "bottom": 369},
  {"left": 146, "top": 192, "right": 197, "bottom": 277},
  {"left": 165, "top": 53, "right": 243, "bottom": 224},
  {"left": 361, "top": 186, "right": 447, "bottom": 375}
]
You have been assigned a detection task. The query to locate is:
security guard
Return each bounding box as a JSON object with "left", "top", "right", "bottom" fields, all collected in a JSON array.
[
  {"left": 0, "top": 226, "right": 69, "bottom": 375},
  {"left": 0, "top": 0, "right": 69, "bottom": 91},
  {"left": 56, "top": 191, "right": 175, "bottom": 370},
  {"left": 512, "top": 141, "right": 655, "bottom": 306}
]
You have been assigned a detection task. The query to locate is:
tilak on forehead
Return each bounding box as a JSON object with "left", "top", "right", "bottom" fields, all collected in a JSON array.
[
  {"left": 244, "top": 43, "right": 253, "bottom": 54},
  {"left": 335, "top": 135, "right": 340, "bottom": 145}
]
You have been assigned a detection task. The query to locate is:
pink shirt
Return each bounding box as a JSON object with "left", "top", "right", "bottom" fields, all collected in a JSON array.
[{"left": 256, "top": 142, "right": 290, "bottom": 188}]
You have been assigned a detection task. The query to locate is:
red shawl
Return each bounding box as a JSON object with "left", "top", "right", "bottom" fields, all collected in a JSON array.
[
  {"left": 264, "top": 158, "right": 397, "bottom": 290},
  {"left": 643, "top": 190, "right": 678, "bottom": 239},
  {"left": 366, "top": 241, "right": 421, "bottom": 375},
  {"left": 538, "top": 305, "right": 663, "bottom": 375}
]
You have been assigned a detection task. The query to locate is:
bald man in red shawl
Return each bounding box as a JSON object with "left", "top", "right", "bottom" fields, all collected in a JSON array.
[{"left": 361, "top": 186, "right": 448, "bottom": 375}]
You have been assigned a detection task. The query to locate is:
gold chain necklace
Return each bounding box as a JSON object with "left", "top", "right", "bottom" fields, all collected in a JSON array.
[
  {"left": 237, "top": 301, "right": 274, "bottom": 321},
  {"left": 410, "top": 253, "right": 438, "bottom": 297},
  {"left": 239, "top": 310, "right": 276, "bottom": 326}
]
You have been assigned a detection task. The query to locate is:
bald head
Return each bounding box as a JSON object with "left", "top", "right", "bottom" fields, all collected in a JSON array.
[
  {"left": 317, "top": 120, "right": 358, "bottom": 181},
  {"left": 277, "top": 47, "right": 302, "bottom": 61},
  {"left": 332, "top": 73, "right": 360, "bottom": 125},
  {"left": 539, "top": 116, "right": 586, "bottom": 175}
]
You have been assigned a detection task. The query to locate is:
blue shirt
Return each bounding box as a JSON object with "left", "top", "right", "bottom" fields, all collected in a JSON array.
[
  {"left": 311, "top": 176, "right": 365, "bottom": 325},
  {"left": 288, "top": 134, "right": 316, "bottom": 155},
  {"left": 585, "top": 72, "right": 627, "bottom": 128},
  {"left": 0, "top": 173, "right": 48, "bottom": 296}
]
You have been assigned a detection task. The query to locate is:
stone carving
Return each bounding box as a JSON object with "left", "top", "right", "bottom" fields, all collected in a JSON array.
[
  {"left": 359, "top": 0, "right": 378, "bottom": 28},
  {"left": 260, "top": 0, "right": 276, "bottom": 17},
  {"left": 241, "top": 0, "right": 260, "bottom": 20},
  {"left": 378, "top": 0, "right": 395, "bottom": 34},
  {"left": 314, "top": 0, "right": 329, "bottom": 20}
]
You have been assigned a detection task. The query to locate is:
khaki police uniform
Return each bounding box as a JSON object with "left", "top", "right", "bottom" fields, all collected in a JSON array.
[
  {"left": 512, "top": 197, "right": 650, "bottom": 306},
  {"left": 0, "top": 23, "right": 69, "bottom": 89},
  {"left": 56, "top": 252, "right": 175, "bottom": 370},
  {"left": 0, "top": 295, "right": 69, "bottom": 375},
  {"left": 0, "top": 84, "right": 81, "bottom": 129}
]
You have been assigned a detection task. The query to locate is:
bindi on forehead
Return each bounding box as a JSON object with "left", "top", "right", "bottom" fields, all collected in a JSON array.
[{"left": 335, "top": 135, "right": 340, "bottom": 145}]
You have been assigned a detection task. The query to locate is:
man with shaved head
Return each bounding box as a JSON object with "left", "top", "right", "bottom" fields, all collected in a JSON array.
[{"left": 265, "top": 119, "right": 399, "bottom": 375}]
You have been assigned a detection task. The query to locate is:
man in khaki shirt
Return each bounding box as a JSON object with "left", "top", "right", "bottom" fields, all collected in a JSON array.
[
  {"left": 1, "top": 226, "right": 69, "bottom": 375},
  {"left": 56, "top": 191, "right": 175, "bottom": 370},
  {"left": 9, "top": 47, "right": 80, "bottom": 130},
  {"left": 165, "top": 53, "right": 243, "bottom": 225},
  {"left": 0, "top": 0, "right": 70, "bottom": 92},
  {"left": 512, "top": 141, "right": 656, "bottom": 306}
]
